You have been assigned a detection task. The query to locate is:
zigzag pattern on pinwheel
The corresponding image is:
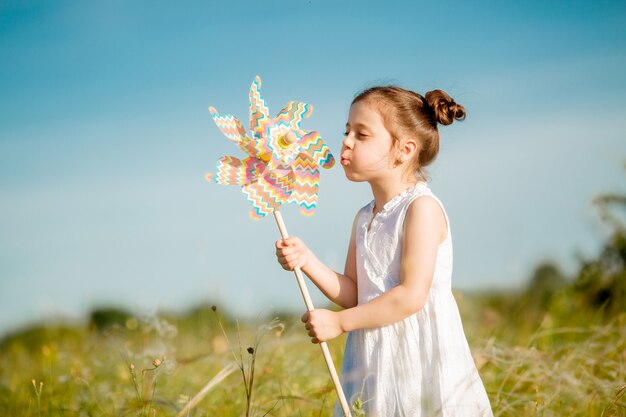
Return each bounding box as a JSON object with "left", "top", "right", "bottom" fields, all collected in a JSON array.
[
  {"left": 265, "top": 170, "right": 294, "bottom": 202},
  {"left": 209, "top": 107, "right": 246, "bottom": 144},
  {"left": 244, "top": 157, "right": 265, "bottom": 182},
  {"left": 291, "top": 155, "right": 320, "bottom": 200},
  {"left": 293, "top": 153, "right": 318, "bottom": 172},
  {"left": 289, "top": 186, "right": 319, "bottom": 209},
  {"left": 236, "top": 136, "right": 268, "bottom": 160},
  {"left": 209, "top": 156, "right": 255, "bottom": 186},
  {"left": 249, "top": 76, "right": 270, "bottom": 138},
  {"left": 248, "top": 208, "right": 263, "bottom": 220},
  {"left": 242, "top": 184, "right": 274, "bottom": 217},
  {"left": 288, "top": 166, "right": 320, "bottom": 213},
  {"left": 298, "top": 207, "right": 316, "bottom": 216},
  {"left": 288, "top": 189, "right": 319, "bottom": 214},
  {"left": 212, "top": 156, "right": 244, "bottom": 185},
  {"left": 293, "top": 172, "right": 319, "bottom": 188},
  {"left": 300, "top": 131, "right": 335, "bottom": 169},
  {"left": 290, "top": 174, "right": 319, "bottom": 198},
  {"left": 275, "top": 101, "right": 313, "bottom": 130},
  {"left": 242, "top": 175, "right": 288, "bottom": 216}
]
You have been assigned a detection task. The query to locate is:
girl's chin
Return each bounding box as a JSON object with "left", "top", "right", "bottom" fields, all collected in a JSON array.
[{"left": 342, "top": 168, "right": 365, "bottom": 183}]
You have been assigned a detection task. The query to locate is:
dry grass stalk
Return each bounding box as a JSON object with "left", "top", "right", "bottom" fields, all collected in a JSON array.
[{"left": 175, "top": 362, "right": 238, "bottom": 417}]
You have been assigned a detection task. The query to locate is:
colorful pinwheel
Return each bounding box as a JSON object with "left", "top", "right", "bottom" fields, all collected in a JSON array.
[
  {"left": 205, "top": 76, "right": 352, "bottom": 417},
  {"left": 206, "top": 75, "right": 334, "bottom": 219}
]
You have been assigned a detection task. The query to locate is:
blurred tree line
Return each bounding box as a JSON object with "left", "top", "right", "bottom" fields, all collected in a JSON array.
[{"left": 476, "top": 170, "right": 626, "bottom": 338}]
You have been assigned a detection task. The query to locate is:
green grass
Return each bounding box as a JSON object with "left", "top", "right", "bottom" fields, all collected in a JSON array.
[{"left": 0, "top": 297, "right": 624, "bottom": 417}]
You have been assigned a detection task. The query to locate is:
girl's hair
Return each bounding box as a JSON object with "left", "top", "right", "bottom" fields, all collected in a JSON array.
[{"left": 352, "top": 86, "right": 466, "bottom": 180}]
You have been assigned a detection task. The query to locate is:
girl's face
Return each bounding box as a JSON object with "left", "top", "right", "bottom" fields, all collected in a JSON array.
[{"left": 341, "top": 101, "right": 395, "bottom": 182}]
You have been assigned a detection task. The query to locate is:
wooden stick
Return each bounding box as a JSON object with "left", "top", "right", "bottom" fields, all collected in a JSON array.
[{"left": 273, "top": 210, "right": 353, "bottom": 417}]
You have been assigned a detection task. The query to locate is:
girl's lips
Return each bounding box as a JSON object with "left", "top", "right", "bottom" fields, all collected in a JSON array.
[{"left": 340, "top": 157, "right": 350, "bottom": 166}]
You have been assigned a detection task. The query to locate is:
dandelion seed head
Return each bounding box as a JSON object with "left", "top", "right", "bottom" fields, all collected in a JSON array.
[
  {"left": 141, "top": 315, "right": 178, "bottom": 339},
  {"left": 258, "top": 318, "right": 285, "bottom": 338}
]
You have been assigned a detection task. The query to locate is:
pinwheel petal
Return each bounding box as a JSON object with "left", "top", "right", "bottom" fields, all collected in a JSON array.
[
  {"left": 208, "top": 156, "right": 264, "bottom": 186},
  {"left": 288, "top": 154, "right": 321, "bottom": 215},
  {"left": 242, "top": 173, "right": 290, "bottom": 217},
  {"left": 208, "top": 107, "right": 247, "bottom": 144},
  {"left": 249, "top": 75, "right": 271, "bottom": 138},
  {"left": 299, "top": 131, "right": 335, "bottom": 169},
  {"left": 275, "top": 101, "right": 313, "bottom": 131}
]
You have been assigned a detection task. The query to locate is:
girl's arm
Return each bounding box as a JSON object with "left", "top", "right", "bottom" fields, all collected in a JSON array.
[
  {"left": 275, "top": 214, "right": 359, "bottom": 309},
  {"left": 302, "top": 195, "right": 445, "bottom": 343}
]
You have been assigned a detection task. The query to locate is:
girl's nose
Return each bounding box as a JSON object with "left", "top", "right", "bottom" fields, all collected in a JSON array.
[{"left": 342, "top": 133, "right": 354, "bottom": 149}]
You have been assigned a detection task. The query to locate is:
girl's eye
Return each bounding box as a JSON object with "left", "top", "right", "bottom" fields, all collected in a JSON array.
[{"left": 342, "top": 131, "right": 349, "bottom": 137}]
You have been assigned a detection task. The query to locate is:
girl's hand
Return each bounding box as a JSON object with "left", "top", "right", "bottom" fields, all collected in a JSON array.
[
  {"left": 301, "top": 309, "right": 344, "bottom": 343},
  {"left": 275, "top": 236, "right": 311, "bottom": 271}
]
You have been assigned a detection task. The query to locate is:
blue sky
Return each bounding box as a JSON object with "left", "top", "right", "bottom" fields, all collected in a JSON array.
[{"left": 1, "top": 0, "right": 625, "bottom": 335}]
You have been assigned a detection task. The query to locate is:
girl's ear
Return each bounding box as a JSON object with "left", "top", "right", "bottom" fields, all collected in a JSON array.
[{"left": 401, "top": 138, "right": 418, "bottom": 160}]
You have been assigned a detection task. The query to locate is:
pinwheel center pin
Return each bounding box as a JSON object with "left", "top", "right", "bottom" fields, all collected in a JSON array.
[{"left": 277, "top": 130, "right": 297, "bottom": 149}]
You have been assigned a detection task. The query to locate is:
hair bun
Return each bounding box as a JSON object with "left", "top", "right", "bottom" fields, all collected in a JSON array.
[{"left": 424, "top": 89, "right": 466, "bottom": 126}]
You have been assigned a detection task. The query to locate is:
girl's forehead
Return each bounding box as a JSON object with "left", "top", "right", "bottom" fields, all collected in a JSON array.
[{"left": 348, "top": 101, "right": 384, "bottom": 127}]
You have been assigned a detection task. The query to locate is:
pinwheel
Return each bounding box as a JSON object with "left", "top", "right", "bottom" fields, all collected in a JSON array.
[
  {"left": 206, "top": 75, "right": 334, "bottom": 219},
  {"left": 205, "top": 76, "right": 352, "bottom": 417}
]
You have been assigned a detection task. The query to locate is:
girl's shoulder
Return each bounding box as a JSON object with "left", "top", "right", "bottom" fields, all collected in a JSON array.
[
  {"left": 405, "top": 189, "right": 450, "bottom": 244},
  {"left": 357, "top": 200, "right": 374, "bottom": 216}
]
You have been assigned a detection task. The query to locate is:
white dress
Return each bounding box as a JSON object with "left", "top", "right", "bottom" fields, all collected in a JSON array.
[{"left": 333, "top": 182, "right": 493, "bottom": 417}]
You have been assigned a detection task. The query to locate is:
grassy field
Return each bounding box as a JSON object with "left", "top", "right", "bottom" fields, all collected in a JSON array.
[{"left": 0, "top": 290, "right": 624, "bottom": 417}]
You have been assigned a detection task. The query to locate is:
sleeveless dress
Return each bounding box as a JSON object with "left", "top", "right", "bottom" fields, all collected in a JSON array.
[{"left": 333, "top": 182, "right": 493, "bottom": 417}]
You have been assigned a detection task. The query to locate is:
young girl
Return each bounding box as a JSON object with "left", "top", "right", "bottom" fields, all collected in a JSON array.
[{"left": 275, "top": 86, "right": 493, "bottom": 416}]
